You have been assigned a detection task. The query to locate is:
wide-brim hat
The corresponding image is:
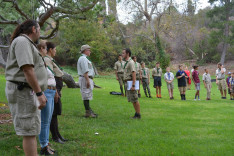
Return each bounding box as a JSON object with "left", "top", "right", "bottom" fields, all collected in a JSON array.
[{"left": 80, "top": 44, "right": 91, "bottom": 53}]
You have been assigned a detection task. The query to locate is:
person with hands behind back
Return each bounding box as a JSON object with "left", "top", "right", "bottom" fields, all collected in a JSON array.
[
  {"left": 176, "top": 64, "right": 188, "bottom": 100},
  {"left": 5, "top": 20, "right": 47, "bottom": 156},
  {"left": 216, "top": 62, "right": 227, "bottom": 99}
]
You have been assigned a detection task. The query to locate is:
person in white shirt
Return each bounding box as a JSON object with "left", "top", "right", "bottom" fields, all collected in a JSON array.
[
  {"left": 216, "top": 62, "right": 227, "bottom": 99},
  {"left": 164, "top": 67, "right": 174, "bottom": 99}
]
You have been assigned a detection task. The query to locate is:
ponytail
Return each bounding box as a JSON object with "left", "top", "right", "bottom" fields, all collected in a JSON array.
[{"left": 11, "top": 19, "right": 38, "bottom": 43}]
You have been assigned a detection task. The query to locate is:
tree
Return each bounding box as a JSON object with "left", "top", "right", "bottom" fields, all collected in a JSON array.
[
  {"left": 121, "top": 0, "right": 172, "bottom": 71},
  {"left": 0, "top": 0, "right": 99, "bottom": 68},
  {"left": 207, "top": 0, "right": 234, "bottom": 64}
]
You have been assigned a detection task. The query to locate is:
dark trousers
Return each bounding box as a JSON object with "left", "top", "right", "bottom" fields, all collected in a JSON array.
[{"left": 50, "top": 115, "right": 63, "bottom": 140}]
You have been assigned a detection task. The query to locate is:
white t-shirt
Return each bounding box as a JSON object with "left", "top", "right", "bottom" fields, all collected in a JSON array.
[{"left": 47, "top": 67, "right": 56, "bottom": 87}]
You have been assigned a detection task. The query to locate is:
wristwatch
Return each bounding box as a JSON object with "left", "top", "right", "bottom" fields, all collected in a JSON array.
[{"left": 36, "top": 92, "right": 43, "bottom": 97}]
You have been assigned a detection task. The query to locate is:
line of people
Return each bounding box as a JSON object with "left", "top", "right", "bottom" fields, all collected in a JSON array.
[{"left": 114, "top": 56, "right": 234, "bottom": 101}]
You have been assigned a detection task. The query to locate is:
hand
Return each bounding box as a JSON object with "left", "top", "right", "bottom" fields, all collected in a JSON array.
[
  {"left": 54, "top": 91, "right": 60, "bottom": 103},
  {"left": 86, "top": 81, "right": 90, "bottom": 88},
  {"left": 182, "top": 73, "right": 185, "bottom": 76},
  {"left": 216, "top": 80, "right": 218, "bottom": 84},
  {"left": 38, "top": 93, "right": 47, "bottom": 110},
  {"left": 131, "top": 86, "right": 135, "bottom": 91}
]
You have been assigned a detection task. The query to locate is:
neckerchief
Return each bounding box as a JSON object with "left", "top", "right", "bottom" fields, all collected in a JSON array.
[
  {"left": 135, "top": 62, "right": 137, "bottom": 69},
  {"left": 120, "top": 61, "right": 123, "bottom": 68},
  {"left": 168, "top": 72, "right": 170, "bottom": 80},
  {"left": 178, "top": 70, "right": 184, "bottom": 76},
  {"left": 157, "top": 68, "right": 160, "bottom": 74},
  {"left": 124, "top": 58, "right": 132, "bottom": 69},
  {"left": 143, "top": 68, "right": 146, "bottom": 76}
]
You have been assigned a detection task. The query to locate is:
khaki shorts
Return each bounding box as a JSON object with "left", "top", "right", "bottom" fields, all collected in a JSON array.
[
  {"left": 5, "top": 81, "right": 41, "bottom": 136},
  {"left": 125, "top": 82, "right": 138, "bottom": 103},
  {"left": 217, "top": 79, "right": 226, "bottom": 90},
  {"left": 167, "top": 82, "right": 174, "bottom": 90},
  {"left": 179, "top": 87, "right": 186, "bottom": 93},
  {"left": 79, "top": 77, "right": 94, "bottom": 100}
]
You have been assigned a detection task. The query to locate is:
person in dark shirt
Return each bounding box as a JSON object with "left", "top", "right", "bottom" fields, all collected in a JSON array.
[
  {"left": 192, "top": 65, "right": 201, "bottom": 100},
  {"left": 176, "top": 65, "right": 188, "bottom": 100}
]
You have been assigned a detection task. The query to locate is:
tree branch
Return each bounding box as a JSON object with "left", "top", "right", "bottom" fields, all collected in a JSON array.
[
  {"left": 3, "top": 0, "right": 30, "bottom": 19},
  {"left": 40, "top": 20, "right": 59, "bottom": 39}
]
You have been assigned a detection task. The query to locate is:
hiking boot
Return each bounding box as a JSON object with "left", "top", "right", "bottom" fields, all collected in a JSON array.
[
  {"left": 138, "top": 94, "right": 141, "bottom": 98},
  {"left": 90, "top": 110, "right": 98, "bottom": 118},
  {"left": 84, "top": 110, "right": 91, "bottom": 118},
  {"left": 40, "top": 146, "right": 55, "bottom": 155},
  {"left": 131, "top": 113, "right": 141, "bottom": 119},
  {"left": 149, "top": 95, "right": 152, "bottom": 98}
]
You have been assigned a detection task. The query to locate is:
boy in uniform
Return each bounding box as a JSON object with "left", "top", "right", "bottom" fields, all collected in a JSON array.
[
  {"left": 140, "top": 62, "right": 152, "bottom": 98},
  {"left": 203, "top": 69, "right": 212, "bottom": 100},
  {"left": 132, "top": 56, "right": 142, "bottom": 98},
  {"left": 114, "top": 55, "right": 126, "bottom": 96},
  {"left": 164, "top": 67, "right": 174, "bottom": 99}
]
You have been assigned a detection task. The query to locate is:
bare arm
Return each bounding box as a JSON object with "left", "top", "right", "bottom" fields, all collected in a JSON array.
[
  {"left": 131, "top": 71, "right": 136, "bottom": 90},
  {"left": 22, "top": 65, "right": 47, "bottom": 110}
]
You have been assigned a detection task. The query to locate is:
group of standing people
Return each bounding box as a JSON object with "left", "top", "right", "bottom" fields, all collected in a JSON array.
[
  {"left": 114, "top": 53, "right": 234, "bottom": 102},
  {"left": 5, "top": 20, "right": 67, "bottom": 156}
]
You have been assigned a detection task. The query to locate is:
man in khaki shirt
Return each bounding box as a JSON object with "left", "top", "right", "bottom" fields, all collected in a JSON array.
[
  {"left": 141, "top": 62, "right": 152, "bottom": 98},
  {"left": 123, "top": 48, "right": 141, "bottom": 119},
  {"left": 5, "top": 20, "right": 47, "bottom": 156},
  {"left": 152, "top": 62, "right": 163, "bottom": 98},
  {"left": 132, "top": 56, "right": 142, "bottom": 98},
  {"left": 114, "top": 55, "right": 126, "bottom": 96}
]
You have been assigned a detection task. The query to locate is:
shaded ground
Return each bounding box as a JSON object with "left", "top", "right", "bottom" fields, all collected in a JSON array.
[{"left": 0, "top": 104, "right": 12, "bottom": 124}]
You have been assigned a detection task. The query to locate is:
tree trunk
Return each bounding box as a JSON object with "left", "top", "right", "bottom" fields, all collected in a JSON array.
[
  {"left": 220, "top": 0, "right": 230, "bottom": 64},
  {"left": 0, "top": 49, "right": 6, "bottom": 68},
  {"left": 62, "top": 72, "right": 79, "bottom": 88}
]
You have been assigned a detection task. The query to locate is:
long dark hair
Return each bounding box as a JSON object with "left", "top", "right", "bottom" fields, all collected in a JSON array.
[
  {"left": 46, "top": 42, "right": 56, "bottom": 52},
  {"left": 11, "top": 19, "right": 38, "bottom": 43}
]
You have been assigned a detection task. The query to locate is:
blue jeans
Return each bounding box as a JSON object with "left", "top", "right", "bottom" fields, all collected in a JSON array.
[{"left": 39, "top": 89, "right": 56, "bottom": 148}]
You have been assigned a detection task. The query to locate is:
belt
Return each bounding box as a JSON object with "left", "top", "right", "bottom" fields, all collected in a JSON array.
[
  {"left": 142, "top": 78, "right": 148, "bottom": 79},
  {"left": 79, "top": 75, "right": 93, "bottom": 79},
  {"left": 48, "top": 86, "right": 56, "bottom": 90},
  {"left": 118, "top": 72, "right": 124, "bottom": 74},
  {"left": 9, "top": 81, "right": 32, "bottom": 90},
  {"left": 124, "top": 79, "right": 132, "bottom": 82}
]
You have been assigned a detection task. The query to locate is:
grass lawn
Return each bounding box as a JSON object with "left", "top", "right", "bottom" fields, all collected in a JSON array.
[{"left": 0, "top": 69, "right": 234, "bottom": 156}]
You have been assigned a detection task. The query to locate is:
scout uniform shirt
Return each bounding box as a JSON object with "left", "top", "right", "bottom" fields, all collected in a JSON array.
[
  {"left": 77, "top": 54, "right": 95, "bottom": 77},
  {"left": 135, "top": 62, "right": 141, "bottom": 74},
  {"left": 216, "top": 68, "right": 226, "bottom": 80},
  {"left": 141, "top": 68, "right": 150, "bottom": 79},
  {"left": 114, "top": 60, "right": 126, "bottom": 73},
  {"left": 5, "top": 34, "right": 47, "bottom": 91},
  {"left": 203, "top": 73, "right": 211, "bottom": 84},
  {"left": 123, "top": 57, "right": 136, "bottom": 81},
  {"left": 44, "top": 55, "right": 64, "bottom": 78},
  {"left": 152, "top": 67, "right": 162, "bottom": 77}
]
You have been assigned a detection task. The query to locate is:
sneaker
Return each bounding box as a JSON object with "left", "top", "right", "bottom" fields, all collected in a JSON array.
[
  {"left": 194, "top": 99, "right": 197, "bottom": 101},
  {"left": 149, "top": 96, "right": 152, "bottom": 98},
  {"left": 198, "top": 99, "right": 200, "bottom": 101},
  {"left": 222, "top": 97, "right": 227, "bottom": 99}
]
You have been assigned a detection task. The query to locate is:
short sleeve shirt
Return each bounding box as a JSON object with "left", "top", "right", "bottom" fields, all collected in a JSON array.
[
  {"left": 152, "top": 68, "right": 162, "bottom": 77},
  {"left": 164, "top": 72, "right": 174, "bottom": 81},
  {"left": 114, "top": 60, "right": 125, "bottom": 73},
  {"left": 229, "top": 77, "right": 234, "bottom": 86},
  {"left": 216, "top": 68, "right": 226, "bottom": 79},
  {"left": 135, "top": 62, "right": 141, "bottom": 74},
  {"left": 123, "top": 57, "right": 136, "bottom": 80},
  {"left": 141, "top": 68, "right": 150, "bottom": 79},
  {"left": 5, "top": 35, "right": 48, "bottom": 91},
  {"left": 176, "top": 70, "right": 187, "bottom": 87},
  {"left": 202, "top": 73, "right": 211, "bottom": 84},
  {"left": 77, "top": 54, "right": 95, "bottom": 77},
  {"left": 44, "top": 55, "right": 64, "bottom": 77},
  {"left": 192, "top": 70, "right": 200, "bottom": 83}
]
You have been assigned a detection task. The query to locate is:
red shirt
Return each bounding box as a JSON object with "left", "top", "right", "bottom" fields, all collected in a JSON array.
[{"left": 192, "top": 70, "right": 200, "bottom": 83}]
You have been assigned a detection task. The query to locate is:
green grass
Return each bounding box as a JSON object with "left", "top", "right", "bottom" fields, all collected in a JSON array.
[{"left": 1, "top": 70, "right": 234, "bottom": 156}]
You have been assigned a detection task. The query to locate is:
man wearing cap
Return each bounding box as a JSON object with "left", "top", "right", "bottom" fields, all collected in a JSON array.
[
  {"left": 122, "top": 48, "right": 141, "bottom": 119},
  {"left": 77, "top": 45, "right": 97, "bottom": 118},
  {"left": 216, "top": 62, "right": 227, "bottom": 99},
  {"left": 114, "top": 55, "right": 126, "bottom": 96}
]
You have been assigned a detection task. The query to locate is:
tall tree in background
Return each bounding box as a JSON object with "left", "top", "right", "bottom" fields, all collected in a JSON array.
[
  {"left": 207, "top": 0, "right": 234, "bottom": 64},
  {"left": 0, "top": 0, "right": 99, "bottom": 68}
]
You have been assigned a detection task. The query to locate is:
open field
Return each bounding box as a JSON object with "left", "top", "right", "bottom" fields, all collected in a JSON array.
[{"left": 0, "top": 70, "right": 234, "bottom": 156}]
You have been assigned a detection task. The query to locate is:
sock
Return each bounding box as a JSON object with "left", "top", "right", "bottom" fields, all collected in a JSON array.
[
  {"left": 195, "top": 95, "right": 197, "bottom": 99},
  {"left": 84, "top": 100, "right": 90, "bottom": 110},
  {"left": 180, "top": 94, "right": 183, "bottom": 100},
  {"left": 198, "top": 96, "right": 200, "bottom": 99},
  {"left": 184, "top": 94, "right": 186, "bottom": 100}
]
